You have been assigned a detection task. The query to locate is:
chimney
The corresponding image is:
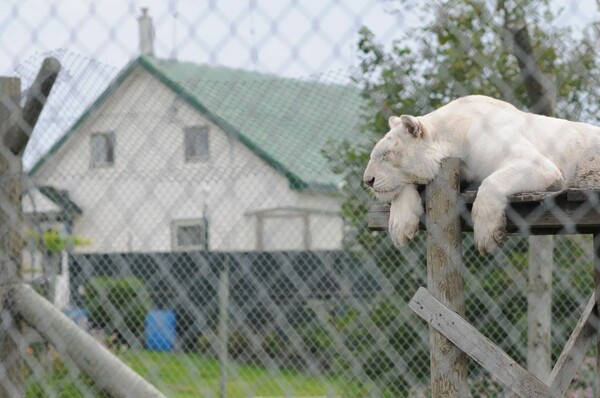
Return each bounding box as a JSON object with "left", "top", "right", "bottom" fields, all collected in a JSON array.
[{"left": 138, "top": 7, "right": 154, "bottom": 56}]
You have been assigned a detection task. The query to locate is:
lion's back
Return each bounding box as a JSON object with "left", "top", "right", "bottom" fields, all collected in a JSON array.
[
  {"left": 441, "top": 95, "right": 518, "bottom": 114},
  {"left": 428, "top": 95, "right": 600, "bottom": 189}
]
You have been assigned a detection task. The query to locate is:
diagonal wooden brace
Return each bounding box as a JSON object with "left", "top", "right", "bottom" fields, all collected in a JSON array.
[
  {"left": 548, "top": 292, "right": 595, "bottom": 394},
  {"left": 410, "top": 287, "right": 561, "bottom": 398}
]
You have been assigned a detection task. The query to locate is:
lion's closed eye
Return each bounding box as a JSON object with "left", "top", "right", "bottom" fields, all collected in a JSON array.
[{"left": 382, "top": 150, "right": 392, "bottom": 161}]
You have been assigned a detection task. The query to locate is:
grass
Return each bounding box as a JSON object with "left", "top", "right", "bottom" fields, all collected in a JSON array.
[
  {"left": 120, "top": 350, "right": 366, "bottom": 398},
  {"left": 26, "top": 350, "right": 371, "bottom": 398}
]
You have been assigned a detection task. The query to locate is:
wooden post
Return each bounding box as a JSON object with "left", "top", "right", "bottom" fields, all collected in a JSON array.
[
  {"left": 594, "top": 232, "right": 600, "bottom": 398},
  {"left": 410, "top": 288, "right": 560, "bottom": 398},
  {"left": 0, "top": 77, "right": 24, "bottom": 398},
  {"left": 0, "top": 59, "right": 60, "bottom": 397},
  {"left": 505, "top": 16, "right": 557, "bottom": 381},
  {"left": 425, "top": 157, "right": 468, "bottom": 397},
  {"left": 370, "top": 190, "right": 600, "bottom": 395},
  {"left": 528, "top": 235, "right": 553, "bottom": 381},
  {"left": 13, "top": 283, "right": 167, "bottom": 398}
]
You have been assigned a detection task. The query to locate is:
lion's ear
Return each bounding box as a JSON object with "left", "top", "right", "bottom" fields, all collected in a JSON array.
[
  {"left": 400, "top": 115, "right": 423, "bottom": 138},
  {"left": 388, "top": 116, "right": 402, "bottom": 129}
]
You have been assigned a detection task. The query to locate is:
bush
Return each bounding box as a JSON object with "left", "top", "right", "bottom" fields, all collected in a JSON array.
[
  {"left": 228, "top": 330, "right": 251, "bottom": 360},
  {"left": 85, "top": 276, "right": 152, "bottom": 346}
]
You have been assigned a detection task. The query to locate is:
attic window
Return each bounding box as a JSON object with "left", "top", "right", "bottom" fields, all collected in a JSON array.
[
  {"left": 184, "top": 126, "right": 209, "bottom": 162},
  {"left": 91, "top": 132, "right": 115, "bottom": 168}
]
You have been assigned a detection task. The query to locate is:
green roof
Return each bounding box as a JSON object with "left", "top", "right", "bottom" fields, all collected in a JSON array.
[{"left": 30, "top": 56, "right": 365, "bottom": 191}]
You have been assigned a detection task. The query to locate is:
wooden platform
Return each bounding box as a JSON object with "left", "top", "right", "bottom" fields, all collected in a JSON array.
[
  {"left": 367, "top": 184, "right": 600, "bottom": 397},
  {"left": 368, "top": 189, "right": 600, "bottom": 235}
]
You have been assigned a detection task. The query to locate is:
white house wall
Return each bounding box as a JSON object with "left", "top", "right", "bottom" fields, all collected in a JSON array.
[{"left": 33, "top": 68, "right": 343, "bottom": 253}]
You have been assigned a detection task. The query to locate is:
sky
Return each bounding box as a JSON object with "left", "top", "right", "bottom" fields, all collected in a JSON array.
[
  {"left": 2, "top": 0, "right": 598, "bottom": 79},
  {"left": 2, "top": 0, "right": 598, "bottom": 168},
  {"left": 1, "top": 0, "right": 415, "bottom": 79}
]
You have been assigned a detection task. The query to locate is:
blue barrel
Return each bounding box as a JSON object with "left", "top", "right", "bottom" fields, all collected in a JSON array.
[
  {"left": 146, "top": 310, "right": 175, "bottom": 351},
  {"left": 64, "top": 308, "right": 88, "bottom": 329}
]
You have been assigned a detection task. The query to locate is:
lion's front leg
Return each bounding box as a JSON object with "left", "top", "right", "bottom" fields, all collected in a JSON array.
[
  {"left": 472, "top": 186, "right": 508, "bottom": 254},
  {"left": 389, "top": 184, "right": 424, "bottom": 246},
  {"left": 472, "top": 159, "right": 564, "bottom": 254}
]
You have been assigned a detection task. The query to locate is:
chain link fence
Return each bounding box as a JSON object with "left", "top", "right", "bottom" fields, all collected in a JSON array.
[{"left": 2, "top": 1, "right": 600, "bottom": 397}]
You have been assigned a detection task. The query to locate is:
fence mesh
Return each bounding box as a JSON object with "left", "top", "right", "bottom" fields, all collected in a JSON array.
[{"left": 2, "top": 1, "right": 600, "bottom": 397}]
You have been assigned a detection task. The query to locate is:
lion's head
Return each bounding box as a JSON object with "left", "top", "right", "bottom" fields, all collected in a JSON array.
[{"left": 363, "top": 114, "right": 443, "bottom": 200}]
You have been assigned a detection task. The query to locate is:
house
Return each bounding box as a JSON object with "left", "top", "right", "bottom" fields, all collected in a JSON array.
[{"left": 27, "top": 13, "right": 365, "bottom": 254}]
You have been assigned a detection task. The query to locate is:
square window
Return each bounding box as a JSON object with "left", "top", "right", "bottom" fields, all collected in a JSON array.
[
  {"left": 184, "top": 126, "right": 209, "bottom": 162},
  {"left": 91, "top": 132, "right": 115, "bottom": 168},
  {"left": 172, "top": 219, "right": 208, "bottom": 250}
]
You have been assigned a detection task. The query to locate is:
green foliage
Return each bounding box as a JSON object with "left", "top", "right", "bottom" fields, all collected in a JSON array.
[
  {"left": 324, "top": 0, "right": 600, "bottom": 393},
  {"left": 25, "top": 347, "right": 111, "bottom": 397},
  {"left": 26, "top": 228, "right": 90, "bottom": 253},
  {"left": 227, "top": 330, "right": 251, "bottom": 360},
  {"left": 261, "top": 329, "right": 291, "bottom": 359},
  {"left": 197, "top": 334, "right": 213, "bottom": 355},
  {"left": 328, "top": 0, "right": 600, "bottom": 256},
  {"left": 84, "top": 276, "right": 152, "bottom": 343}
]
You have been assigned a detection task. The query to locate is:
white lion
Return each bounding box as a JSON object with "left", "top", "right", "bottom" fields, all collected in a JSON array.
[{"left": 363, "top": 95, "right": 600, "bottom": 253}]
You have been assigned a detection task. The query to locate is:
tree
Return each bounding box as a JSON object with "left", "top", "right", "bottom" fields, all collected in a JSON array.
[
  {"left": 325, "top": 0, "right": 600, "bottom": 391},
  {"left": 328, "top": 0, "right": 599, "bottom": 265}
]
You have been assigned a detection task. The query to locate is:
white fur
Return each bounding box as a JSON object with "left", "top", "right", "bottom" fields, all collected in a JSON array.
[
  {"left": 388, "top": 184, "right": 423, "bottom": 245},
  {"left": 364, "top": 95, "right": 600, "bottom": 253}
]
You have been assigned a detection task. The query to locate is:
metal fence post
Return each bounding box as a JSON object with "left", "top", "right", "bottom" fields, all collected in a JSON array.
[
  {"left": 425, "top": 157, "right": 468, "bottom": 397},
  {"left": 219, "top": 256, "right": 230, "bottom": 398}
]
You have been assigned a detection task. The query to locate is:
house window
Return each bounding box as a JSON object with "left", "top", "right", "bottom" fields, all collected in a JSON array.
[
  {"left": 172, "top": 219, "right": 208, "bottom": 250},
  {"left": 184, "top": 126, "right": 209, "bottom": 162},
  {"left": 91, "top": 132, "right": 115, "bottom": 168}
]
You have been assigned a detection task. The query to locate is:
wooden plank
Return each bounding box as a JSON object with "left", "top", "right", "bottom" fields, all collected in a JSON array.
[
  {"left": 460, "top": 190, "right": 566, "bottom": 204},
  {"left": 409, "top": 287, "right": 560, "bottom": 398},
  {"left": 548, "top": 293, "right": 595, "bottom": 394},
  {"left": 4, "top": 57, "right": 61, "bottom": 155},
  {"left": 425, "top": 158, "right": 468, "bottom": 398},
  {"left": 568, "top": 189, "right": 600, "bottom": 202},
  {"left": 368, "top": 194, "right": 600, "bottom": 234}
]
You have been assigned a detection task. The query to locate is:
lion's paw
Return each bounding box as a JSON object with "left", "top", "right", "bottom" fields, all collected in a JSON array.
[
  {"left": 388, "top": 211, "right": 420, "bottom": 246},
  {"left": 472, "top": 199, "right": 506, "bottom": 254}
]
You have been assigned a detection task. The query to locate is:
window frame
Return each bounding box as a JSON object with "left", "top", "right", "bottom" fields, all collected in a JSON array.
[
  {"left": 183, "top": 125, "right": 210, "bottom": 163},
  {"left": 171, "top": 218, "right": 209, "bottom": 251},
  {"left": 90, "top": 131, "right": 116, "bottom": 168}
]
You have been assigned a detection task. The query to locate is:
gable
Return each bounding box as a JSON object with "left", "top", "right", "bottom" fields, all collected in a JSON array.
[
  {"left": 28, "top": 59, "right": 140, "bottom": 177},
  {"left": 20, "top": 50, "right": 120, "bottom": 171},
  {"left": 29, "top": 56, "right": 366, "bottom": 191}
]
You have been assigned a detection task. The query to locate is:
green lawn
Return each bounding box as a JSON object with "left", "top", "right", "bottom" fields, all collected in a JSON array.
[
  {"left": 120, "top": 350, "right": 367, "bottom": 398},
  {"left": 26, "top": 350, "right": 371, "bottom": 398}
]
